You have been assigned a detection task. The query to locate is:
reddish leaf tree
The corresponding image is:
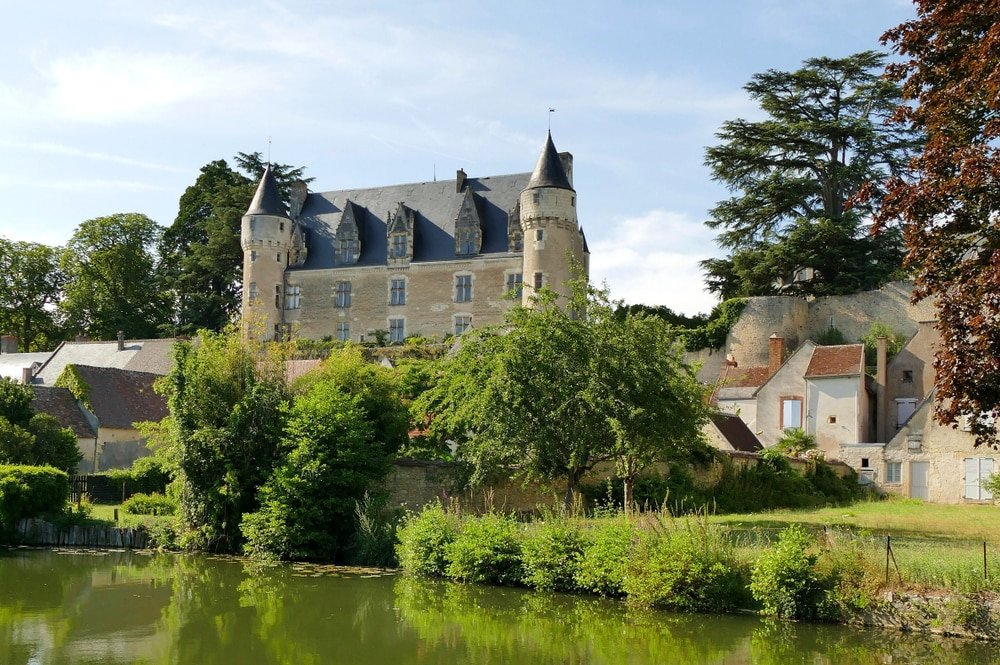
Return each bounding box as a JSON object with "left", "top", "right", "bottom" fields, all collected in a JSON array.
[{"left": 876, "top": 1, "right": 1000, "bottom": 445}]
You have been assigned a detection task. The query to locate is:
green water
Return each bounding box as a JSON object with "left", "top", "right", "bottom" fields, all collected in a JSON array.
[{"left": 0, "top": 548, "right": 996, "bottom": 664}]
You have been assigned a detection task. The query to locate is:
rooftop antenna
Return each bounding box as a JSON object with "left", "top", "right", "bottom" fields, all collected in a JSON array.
[{"left": 548, "top": 108, "right": 555, "bottom": 131}]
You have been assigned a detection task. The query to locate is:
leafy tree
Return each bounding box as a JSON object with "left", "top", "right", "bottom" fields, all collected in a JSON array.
[
  {"left": 875, "top": 1, "right": 1000, "bottom": 445},
  {"left": 0, "top": 238, "right": 65, "bottom": 351},
  {"left": 0, "top": 378, "right": 81, "bottom": 473},
  {"left": 60, "top": 213, "right": 170, "bottom": 340},
  {"left": 702, "top": 51, "right": 921, "bottom": 299},
  {"left": 160, "top": 154, "right": 312, "bottom": 335},
  {"left": 0, "top": 377, "right": 33, "bottom": 428},
  {"left": 163, "top": 329, "right": 288, "bottom": 552},
  {"left": 415, "top": 281, "right": 707, "bottom": 510}
]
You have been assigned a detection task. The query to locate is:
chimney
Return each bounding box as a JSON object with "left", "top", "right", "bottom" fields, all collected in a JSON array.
[
  {"left": 456, "top": 168, "right": 467, "bottom": 193},
  {"left": 876, "top": 336, "right": 888, "bottom": 443},
  {"left": 21, "top": 367, "right": 32, "bottom": 385},
  {"left": 0, "top": 334, "right": 17, "bottom": 353},
  {"left": 558, "top": 152, "right": 573, "bottom": 188},
  {"left": 288, "top": 180, "right": 309, "bottom": 219},
  {"left": 768, "top": 333, "right": 785, "bottom": 377},
  {"left": 117, "top": 331, "right": 125, "bottom": 351}
]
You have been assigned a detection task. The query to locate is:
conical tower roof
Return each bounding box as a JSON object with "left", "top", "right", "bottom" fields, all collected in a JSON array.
[
  {"left": 245, "top": 164, "right": 289, "bottom": 217},
  {"left": 526, "top": 131, "right": 574, "bottom": 191}
]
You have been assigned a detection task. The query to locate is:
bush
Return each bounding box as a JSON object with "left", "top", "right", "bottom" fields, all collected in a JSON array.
[
  {"left": 350, "top": 491, "right": 400, "bottom": 567},
  {"left": 0, "top": 464, "right": 70, "bottom": 533},
  {"left": 395, "top": 503, "right": 459, "bottom": 577},
  {"left": 574, "top": 517, "right": 636, "bottom": 596},
  {"left": 122, "top": 492, "right": 177, "bottom": 516},
  {"left": 520, "top": 519, "right": 586, "bottom": 592},
  {"left": 445, "top": 512, "right": 523, "bottom": 585},
  {"left": 750, "top": 525, "right": 827, "bottom": 619},
  {"left": 102, "top": 457, "right": 172, "bottom": 500},
  {"left": 624, "top": 521, "right": 748, "bottom": 612}
]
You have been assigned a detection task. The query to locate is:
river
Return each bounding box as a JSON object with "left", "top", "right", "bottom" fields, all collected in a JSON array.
[{"left": 0, "top": 548, "right": 995, "bottom": 664}]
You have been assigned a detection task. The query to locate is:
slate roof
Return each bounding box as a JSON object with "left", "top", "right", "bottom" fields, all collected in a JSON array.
[
  {"left": 246, "top": 164, "right": 289, "bottom": 217},
  {"left": 34, "top": 339, "right": 177, "bottom": 385},
  {"left": 0, "top": 352, "right": 51, "bottom": 381},
  {"left": 70, "top": 365, "right": 168, "bottom": 430},
  {"left": 31, "top": 386, "right": 96, "bottom": 438},
  {"left": 710, "top": 413, "right": 763, "bottom": 452},
  {"left": 805, "top": 344, "right": 865, "bottom": 378},
  {"left": 294, "top": 172, "right": 530, "bottom": 269},
  {"left": 526, "top": 131, "right": 574, "bottom": 191}
]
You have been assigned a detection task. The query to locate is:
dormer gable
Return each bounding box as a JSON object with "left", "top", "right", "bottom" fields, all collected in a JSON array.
[
  {"left": 387, "top": 202, "right": 415, "bottom": 265},
  {"left": 507, "top": 200, "right": 523, "bottom": 252},
  {"left": 335, "top": 199, "right": 365, "bottom": 266},
  {"left": 454, "top": 188, "right": 483, "bottom": 256}
]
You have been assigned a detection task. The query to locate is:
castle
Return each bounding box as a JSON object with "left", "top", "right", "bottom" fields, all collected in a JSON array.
[{"left": 240, "top": 132, "right": 589, "bottom": 342}]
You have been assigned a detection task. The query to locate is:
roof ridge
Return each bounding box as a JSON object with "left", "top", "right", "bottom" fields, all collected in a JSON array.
[{"left": 314, "top": 171, "right": 532, "bottom": 198}]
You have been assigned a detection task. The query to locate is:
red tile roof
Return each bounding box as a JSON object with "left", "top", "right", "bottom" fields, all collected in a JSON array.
[
  {"left": 721, "top": 365, "right": 772, "bottom": 388},
  {"left": 805, "top": 344, "right": 864, "bottom": 378}
]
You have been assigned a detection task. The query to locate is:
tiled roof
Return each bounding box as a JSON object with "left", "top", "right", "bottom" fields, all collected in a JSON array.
[
  {"left": 0, "top": 352, "right": 51, "bottom": 381},
  {"left": 34, "top": 339, "right": 177, "bottom": 385},
  {"left": 31, "top": 386, "right": 96, "bottom": 438},
  {"left": 805, "top": 344, "right": 865, "bottom": 378},
  {"left": 709, "top": 413, "right": 763, "bottom": 452},
  {"left": 71, "top": 365, "right": 169, "bottom": 430}
]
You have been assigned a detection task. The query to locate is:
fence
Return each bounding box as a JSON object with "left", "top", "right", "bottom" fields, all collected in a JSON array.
[{"left": 71, "top": 475, "right": 140, "bottom": 504}]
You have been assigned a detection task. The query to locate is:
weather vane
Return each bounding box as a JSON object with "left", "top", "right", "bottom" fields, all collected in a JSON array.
[
  {"left": 548, "top": 108, "right": 555, "bottom": 130},
  {"left": 267, "top": 136, "right": 272, "bottom": 165}
]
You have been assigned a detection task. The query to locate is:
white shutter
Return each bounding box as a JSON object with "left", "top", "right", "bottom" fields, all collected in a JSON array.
[
  {"left": 981, "top": 459, "right": 995, "bottom": 501},
  {"left": 964, "top": 458, "right": 979, "bottom": 499}
]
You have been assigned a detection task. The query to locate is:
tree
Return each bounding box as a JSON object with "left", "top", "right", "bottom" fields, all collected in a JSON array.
[
  {"left": 0, "top": 378, "right": 81, "bottom": 473},
  {"left": 415, "top": 281, "right": 707, "bottom": 510},
  {"left": 0, "top": 238, "right": 65, "bottom": 351},
  {"left": 60, "top": 214, "right": 170, "bottom": 340},
  {"left": 702, "top": 51, "right": 921, "bottom": 299},
  {"left": 875, "top": 1, "right": 1000, "bottom": 445},
  {"left": 159, "top": 154, "right": 312, "bottom": 334}
]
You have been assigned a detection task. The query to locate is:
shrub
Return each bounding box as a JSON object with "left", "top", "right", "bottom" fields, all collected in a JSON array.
[
  {"left": 574, "top": 517, "right": 636, "bottom": 596},
  {"left": 395, "top": 502, "right": 459, "bottom": 577},
  {"left": 520, "top": 519, "right": 586, "bottom": 592},
  {"left": 350, "top": 491, "right": 400, "bottom": 567},
  {"left": 0, "top": 464, "right": 69, "bottom": 533},
  {"left": 624, "top": 521, "right": 747, "bottom": 612},
  {"left": 816, "top": 326, "right": 847, "bottom": 346},
  {"left": 773, "top": 428, "right": 817, "bottom": 457},
  {"left": 122, "top": 492, "right": 177, "bottom": 516},
  {"left": 445, "top": 512, "right": 523, "bottom": 585},
  {"left": 103, "top": 457, "right": 172, "bottom": 500},
  {"left": 750, "top": 525, "right": 826, "bottom": 619}
]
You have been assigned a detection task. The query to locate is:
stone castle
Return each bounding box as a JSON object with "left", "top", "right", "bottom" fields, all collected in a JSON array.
[{"left": 240, "top": 132, "right": 588, "bottom": 342}]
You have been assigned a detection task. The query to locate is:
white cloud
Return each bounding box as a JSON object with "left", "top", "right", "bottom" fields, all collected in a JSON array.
[
  {"left": 0, "top": 139, "right": 184, "bottom": 172},
  {"left": 0, "top": 175, "right": 170, "bottom": 192},
  {"left": 589, "top": 209, "right": 718, "bottom": 315},
  {"left": 44, "top": 49, "right": 260, "bottom": 123}
]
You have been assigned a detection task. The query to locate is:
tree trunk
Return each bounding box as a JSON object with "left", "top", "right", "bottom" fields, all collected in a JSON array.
[
  {"left": 563, "top": 469, "right": 582, "bottom": 513},
  {"left": 623, "top": 475, "right": 635, "bottom": 516}
]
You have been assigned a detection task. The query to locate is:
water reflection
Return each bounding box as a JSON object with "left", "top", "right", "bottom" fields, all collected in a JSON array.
[{"left": 0, "top": 549, "right": 997, "bottom": 665}]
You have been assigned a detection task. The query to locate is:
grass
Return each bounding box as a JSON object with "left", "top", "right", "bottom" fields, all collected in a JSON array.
[
  {"left": 709, "top": 496, "right": 1000, "bottom": 543},
  {"left": 75, "top": 503, "right": 176, "bottom": 531}
]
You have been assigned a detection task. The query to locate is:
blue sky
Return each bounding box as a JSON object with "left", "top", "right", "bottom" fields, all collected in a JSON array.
[{"left": 0, "top": 0, "right": 915, "bottom": 315}]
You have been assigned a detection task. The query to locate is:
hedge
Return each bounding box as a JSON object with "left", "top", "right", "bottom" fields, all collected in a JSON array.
[{"left": 0, "top": 464, "right": 70, "bottom": 533}]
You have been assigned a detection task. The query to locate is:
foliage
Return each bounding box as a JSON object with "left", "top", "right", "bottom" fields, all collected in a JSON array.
[
  {"left": 60, "top": 213, "right": 171, "bottom": 340},
  {"left": 750, "top": 525, "right": 827, "bottom": 620},
  {"left": 875, "top": 2, "right": 1000, "bottom": 445},
  {"left": 101, "top": 456, "right": 172, "bottom": 498},
  {"left": 681, "top": 298, "right": 748, "bottom": 351},
  {"left": 0, "top": 464, "right": 69, "bottom": 533},
  {"left": 623, "top": 520, "right": 749, "bottom": 612},
  {"left": 395, "top": 502, "right": 460, "bottom": 577},
  {"left": 815, "top": 326, "right": 847, "bottom": 346},
  {"left": 164, "top": 329, "right": 288, "bottom": 552},
  {"left": 0, "top": 377, "right": 33, "bottom": 427},
  {"left": 0, "top": 380, "right": 81, "bottom": 473},
  {"left": 23, "top": 414, "right": 82, "bottom": 474},
  {"left": 0, "top": 237, "right": 65, "bottom": 351},
  {"left": 859, "top": 322, "right": 906, "bottom": 368},
  {"left": 773, "top": 428, "right": 818, "bottom": 457},
  {"left": 122, "top": 492, "right": 177, "bottom": 516},
  {"left": 350, "top": 491, "right": 400, "bottom": 567},
  {"left": 702, "top": 51, "right": 920, "bottom": 299},
  {"left": 573, "top": 516, "right": 636, "bottom": 596},
  {"left": 444, "top": 512, "right": 524, "bottom": 585},
  {"left": 520, "top": 518, "right": 586, "bottom": 592},
  {"left": 54, "top": 364, "right": 91, "bottom": 408}
]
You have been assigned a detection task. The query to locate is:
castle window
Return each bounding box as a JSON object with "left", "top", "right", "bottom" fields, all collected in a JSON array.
[
  {"left": 511, "top": 232, "right": 523, "bottom": 252},
  {"left": 454, "top": 315, "right": 472, "bottom": 336},
  {"left": 390, "top": 277, "right": 406, "bottom": 305},
  {"left": 533, "top": 272, "right": 543, "bottom": 289},
  {"left": 274, "top": 284, "right": 281, "bottom": 309},
  {"left": 861, "top": 458, "right": 870, "bottom": 468},
  {"left": 506, "top": 272, "right": 523, "bottom": 299},
  {"left": 250, "top": 250, "right": 258, "bottom": 262},
  {"left": 248, "top": 282, "right": 258, "bottom": 303},
  {"left": 285, "top": 285, "right": 301, "bottom": 310},
  {"left": 536, "top": 229, "right": 544, "bottom": 241},
  {"left": 457, "top": 230, "right": 478, "bottom": 255},
  {"left": 455, "top": 274, "right": 472, "bottom": 302},
  {"left": 337, "top": 322, "right": 350, "bottom": 342},
  {"left": 886, "top": 461, "right": 902, "bottom": 484},
  {"left": 389, "top": 318, "right": 405, "bottom": 344},
  {"left": 335, "top": 281, "right": 352, "bottom": 308},
  {"left": 571, "top": 196, "right": 575, "bottom": 206},
  {"left": 276, "top": 252, "right": 282, "bottom": 263},
  {"left": 390, "top": 234, "right": 408, "bottom": 258},
  {"left": 338, "top": 238, "right": 357, "bottom": 264},
  {"left": 279, "top": 222, "right": 285, "bottom": 232},
  {"left": 532, "top": 192, "right": 540, "bottom": 204},
  {"left": 902, "top": 370, "right": 913, "bottom": 383}
]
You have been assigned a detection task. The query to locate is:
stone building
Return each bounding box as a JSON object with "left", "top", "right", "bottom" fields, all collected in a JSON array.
[{"left": 241, "top": 132, "right": 589, "bottom": 342}]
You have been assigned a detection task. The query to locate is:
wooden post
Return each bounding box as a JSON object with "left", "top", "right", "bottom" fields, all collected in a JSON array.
[
  {"left": 885, "top": 535, "right": 891, "bottom": 584},
  {"left": 113, "top": 508, "right": 119, "bottom": 522}
]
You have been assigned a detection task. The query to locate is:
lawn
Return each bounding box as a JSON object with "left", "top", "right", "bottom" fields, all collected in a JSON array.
[{"left": 710, "top": 496, "right": 1000, "bottom": 543}]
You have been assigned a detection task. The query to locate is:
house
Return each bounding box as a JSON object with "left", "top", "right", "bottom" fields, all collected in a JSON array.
[
  {"left": 30, "top": 385, "right": 98, "bottom": 472},
  {"left": 32, "top": 334, "right": 176, "bottom": 386},
  {"left": 241, "top": 132, "right": 589, "bottom": 342}
]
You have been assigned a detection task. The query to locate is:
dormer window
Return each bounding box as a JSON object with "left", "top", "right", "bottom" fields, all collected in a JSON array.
[
  {"left": 391, "top": 234, "right": 408, "bottom": 258},
  {"left": 387, "top": 202, "right": 415, "bottom": 264},
  {"left": 338, "top": 238, "right": 357, "bottom": 264},
  {"left": 457, "top": 229, "right": 478, "bottom": 255},
  {"left": 511, "top": 232, "right": 523, "bottom": 252}
]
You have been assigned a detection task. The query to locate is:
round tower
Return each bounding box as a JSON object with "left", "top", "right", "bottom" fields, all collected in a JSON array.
[
  {"left": 519, "top": 132, "right": 586, "bottom": 306},
  {"left": 241, "top": 165, "right": 292, "bottom": 340}
]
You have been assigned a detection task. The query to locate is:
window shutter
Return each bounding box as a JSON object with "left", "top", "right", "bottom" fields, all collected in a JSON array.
[
  {"left": 981, "top": 459, "right": 995, "bottom": 500},
  {"left": 964, "top": 457, "right": 980, "bottom": 499}
]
